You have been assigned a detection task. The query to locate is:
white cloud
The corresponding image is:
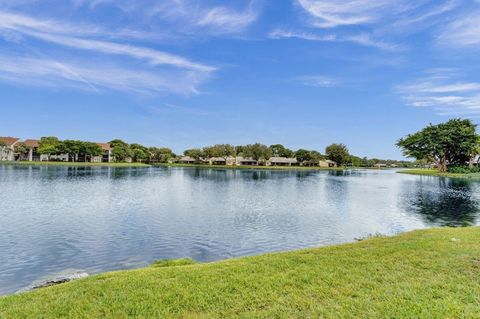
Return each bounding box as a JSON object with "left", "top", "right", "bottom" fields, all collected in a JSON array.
[
  {"left": 296, "top": 75, "right": 340, "bottom": 88},
  {"left": 197, "top": 6, "right": 257, "bottom": 33},
  {"left": 398, "top": 71, "right": 480, "bottom": 116},
  {"left": 0, "top": 54, "right": 207, "bottom": 95},
  {"left": 269, "top": 29, "right": 403, "bottom": 51},
  {"left": 0, "top": 10, "right": 215, "bottom": 94},
  {"left": 296, "top": 0, "right": 394, "bottom": 28},
  {"left": 151, "top": 0, "right": 259, "bottom": 35},
  {"left": 437, "top": 12, "right": 480, "bottom": 47},
  {"left": 295, "top": 0, "right": 458, "bottom": 29},
  {"left": 290, "top": 0, "right": 460, "bottom": 52}
]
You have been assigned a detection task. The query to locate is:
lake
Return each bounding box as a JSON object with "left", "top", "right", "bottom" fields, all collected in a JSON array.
[{"left": 1, "top": 165, "right": 479, "bottom": 295}]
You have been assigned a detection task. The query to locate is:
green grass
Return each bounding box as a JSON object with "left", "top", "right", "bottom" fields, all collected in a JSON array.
[
  {"left": 2, "top": 227, "right": 480, "bottom": 318},
  {"left": 399, "top": 169, "right": 480, "bottom": 179},
  {"left": 0, "top": 161, "right": 151, "bottom": 168}
]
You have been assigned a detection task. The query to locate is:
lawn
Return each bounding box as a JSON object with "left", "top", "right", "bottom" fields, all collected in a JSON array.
[
  {"left": 0, "top": 161, "right": 151, "bottom": 168},
  {"left": 1, "top": 227, "right": 480, "bottom": 318},
  {"left": 399, "top": 169, "right": 480, "bottom": 179}
]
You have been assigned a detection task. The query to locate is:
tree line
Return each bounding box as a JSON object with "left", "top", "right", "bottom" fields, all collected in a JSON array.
[
  {"left": 184, "top": 143, "right": 413, "bottom": 167},
  {"left": 6, "top": 136, "right": 422, "bottom": 167}
]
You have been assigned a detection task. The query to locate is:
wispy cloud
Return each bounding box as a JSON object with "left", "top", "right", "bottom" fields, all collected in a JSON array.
[
  {"left": 151, "top": 0, "right": 260, "bottom": 35},
  {"left": 269, "top": 29, "right": 404, "bottom": 51},
  {"left": 197, "top": 6, "right": 258, "bottom": 33},
  {"left": 437, "top": 12, "right": 480, "bottom": 47},
  {"left": 295, "top": 0, "right": 395, "bottom": 28},
  {"left": 289, "top": 0, "right": 460, "bottom": 52},
  {"left": 0, "top": 9, "right": 215, "bottom": 94},
  {"left": 296, "top": 75, "right": 341, "bottom": 88},
  {"left": 0, "top": 54, "right": 207, "bottom": 95},
  {"left": 397, "top": 70, "right": 480, "bottom": 116},
  {"left": 295, "top": 0, "right": 458, "bottom": 29}
]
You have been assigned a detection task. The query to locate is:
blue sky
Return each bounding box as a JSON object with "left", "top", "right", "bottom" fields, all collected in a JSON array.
[{"left": 1, "top": 0, "right": 480, "bottom": 159}]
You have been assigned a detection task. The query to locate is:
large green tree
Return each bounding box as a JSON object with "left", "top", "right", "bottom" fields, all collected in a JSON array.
[
  {"left": 38, "top": 136, "right": 60, "bottom": 160},
  {"left": 243, "top": 143, "right": 272, "bottom": 162},
  {"left": 396, "top": 119, "right": 479, "bottom": 172},
  {"left": 57, "top": 140, "right": 82, "bottom": 162},
  {"left": 130, "top": 144, "right": 149, "bottom": 163},
  {"left": 269, "top": 144, "right": 294, "bottom": 158},
  {"left": 203, "top": 144, "right": 235, "bottom": 160},
  {"left": 184, "top": 148, "right": 204, "bottom": 160},
  {"left": 325, "top": 143, "right": 350, "bottom": 166},
  {"left": 110, "top": 139, "right": 132, "bottom": 162},
  {"left": 14, "top": 142, "right": 29, "bottom": 161},
  {"left": 294, "top": 149, "right": 312, "bottom": 163},
  {"left": 149, "top": 147, "right": 175, "bottom": 163}
]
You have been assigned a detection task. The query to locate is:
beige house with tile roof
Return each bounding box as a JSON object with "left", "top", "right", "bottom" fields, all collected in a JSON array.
[{"left": 0, "top": 137, "right": 20, "bottom": 161}]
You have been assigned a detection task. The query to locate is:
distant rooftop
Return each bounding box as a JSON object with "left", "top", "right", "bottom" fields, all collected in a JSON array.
[{"left": 0, "top": 137, "right": 20, "bottom": 146}]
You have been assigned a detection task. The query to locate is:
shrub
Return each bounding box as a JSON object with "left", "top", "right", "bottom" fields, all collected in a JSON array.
[{"left": 447, "top": 166, "right": 480, "bottom": 174}]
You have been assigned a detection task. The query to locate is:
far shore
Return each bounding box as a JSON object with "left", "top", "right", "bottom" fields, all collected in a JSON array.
[
  {"left": 0, "top": 161, "right": 151, "bottom": 168},
  {"left": 0, "top": 161, "right": 393, "bottom": 171},
  {"left": 399, "top": 169, "right": 480, "bottom": 179}
]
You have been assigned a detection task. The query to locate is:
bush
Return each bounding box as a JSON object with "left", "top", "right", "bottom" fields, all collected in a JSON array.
[{"left": 447, "top": 166, "right": 480, "bottom": 174}]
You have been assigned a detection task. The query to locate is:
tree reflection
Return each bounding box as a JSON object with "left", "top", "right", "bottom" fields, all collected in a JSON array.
[{"left": 407, "top": 178, "right": 479, "bottom": 227}]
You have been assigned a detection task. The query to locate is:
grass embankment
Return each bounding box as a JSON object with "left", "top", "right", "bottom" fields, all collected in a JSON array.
[
  {"left": 2, "top": 227, "right": 480, "bottom": 318},
  {"left": 399, "top": 169, "right": 480, "bottom": 179},
  {"left": 0, "top": 161, "right": 150, "bottom": 168},
  {"left": 153, "top": 163, "right": 345, "bottom": 171}
]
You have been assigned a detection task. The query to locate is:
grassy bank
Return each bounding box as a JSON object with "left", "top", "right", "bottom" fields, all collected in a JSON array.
[
  {"left": 0, "top": 161, "right": 151, "bottom": 168},
  {"left": 399, "top": 169, "right": 480, "bottom": 178},
  {"left": 153, "top": 163, "right": 346, "bottom": 171},
  {"left": 2, "top": 227, "right": 480, "bottom": 318}
]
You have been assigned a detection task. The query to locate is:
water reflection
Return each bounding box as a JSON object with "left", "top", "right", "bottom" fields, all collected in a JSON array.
[
  {"left": 1, "top": 165, "right": 480, "bottom": 295},
  {"left": 403, "top": 178, "right": 479, "bottom": 227}
]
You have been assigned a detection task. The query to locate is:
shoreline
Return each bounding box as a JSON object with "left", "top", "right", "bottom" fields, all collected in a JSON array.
[
  {"left": 1, "top": 161, "right": 394, "bottom": 171},
  {"left": 1, "top": 227, "right": 479, "bottom": 318},
  {"left": 0, "top": 161, "right": 151, "bottom": 168},
  {"left": 399, "top": 169, "right": 480, "bottom": 179}
]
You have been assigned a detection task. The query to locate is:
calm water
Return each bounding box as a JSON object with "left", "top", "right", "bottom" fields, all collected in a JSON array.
[{"left": 1, "top": 165, "right": 480, "bottom": 294}]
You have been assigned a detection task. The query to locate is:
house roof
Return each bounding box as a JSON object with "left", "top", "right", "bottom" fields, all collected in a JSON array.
[
  {"left": 236, "top": 156, "right": 257, "bottom": 162},
  {"left": 24, "top": 139, "right": 40, "bottom": 148},
  {"left": 209, "top": 157, "right": 227, "bottom": 162},
  {"left": 269, "top": 157, "right": 297, "bottom": 163},
  {"left": 180, "top": 156, "right": 196, "bottom": 161},
  {"left": 0, "top": 137, "right": 20, "bottom": 146},
  {"left": 96, "top": 143, "right": 112, "bottom": 151}
]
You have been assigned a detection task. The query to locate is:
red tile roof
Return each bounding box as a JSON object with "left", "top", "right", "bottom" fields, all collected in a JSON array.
[
  {"left": 97, "top": 143, "right": 112, "bottom": 151},
  {"left": 24, "top": 139, "right": 40, "bottom": 148},
  {"left": 0, "top": 137, "right": 20, "bottom": 146}
]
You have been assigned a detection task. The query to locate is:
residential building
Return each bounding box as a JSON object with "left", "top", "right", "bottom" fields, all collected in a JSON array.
[
  {"left": 179, "top": 156, "right": 198, "bottom": 164},
  {"left": 236, "top": 157, "right": 258, "bottom": 166},
  {"left": 92, "top": 143, "right": 112, "bottom": 163},
  {"left": 0, "top": 137, "right": 20, "bottom": 161},
  {"left": 24, "top": 139, "right": 41, "bottom": 161},
  {"left": 267, "top": 157, "right": 298, "bottom": 166},
  {"left": 319, "top": 160, "right": 337, "bottom": 168},
  {"left": 208, "top": 157, "right": 236, "bottom": 165}
]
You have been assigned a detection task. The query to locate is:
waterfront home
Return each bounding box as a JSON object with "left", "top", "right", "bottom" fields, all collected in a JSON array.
[
  {"left": 209, "top": 156, "right": 236, "bottom": 165},
  {"left": 209, "top": 157, "right": 227, "bottom": 165},
  {"left": 0, "top": 137, "right": 20, "bottom": 161},
  {"left": 93, "top": 143, "right": 112, "bottom": 163},
  {"left": 236, "top": 156, "right": 258, "bottom": 166},
  {"left": 267, "top": 157, "right": 298, "bottom": 166},
  {"left": 374, "top": 163, "right": 388, "bottom": 168},
  {"left": 179, "top": 156, "right": 199, "bottom": 164},
  {"left": 319, "top": 160, "right": 337, "bottom": 168},
  {"left": 24, "top": 139, "right": 42, "bottom": 161}
]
